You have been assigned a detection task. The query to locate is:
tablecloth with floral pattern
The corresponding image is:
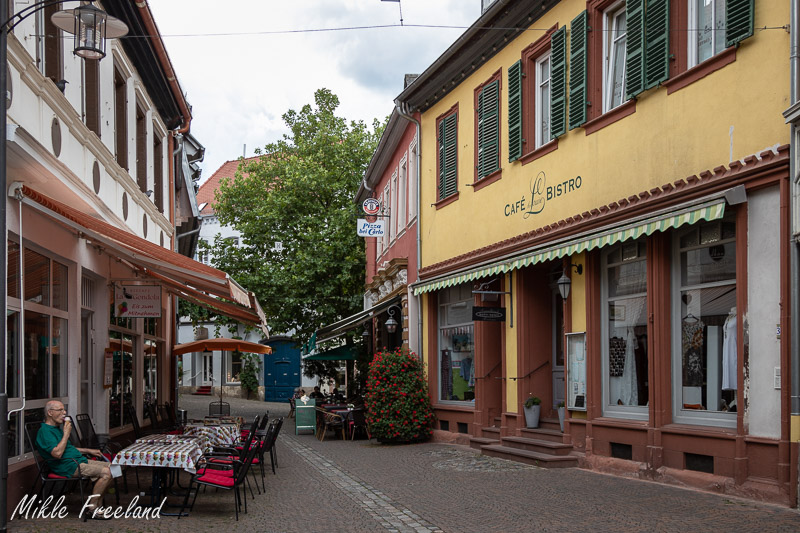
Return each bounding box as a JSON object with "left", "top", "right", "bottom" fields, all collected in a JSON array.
[
  {"left": 182, "top": 424, "right": 239, "bottom": 450},
  {"left": 112, "top": 440, "right": 204, "bottom": 473}
]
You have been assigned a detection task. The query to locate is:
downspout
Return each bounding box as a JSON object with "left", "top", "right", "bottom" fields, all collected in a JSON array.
[
  {"left": 790, "top": 0, "right": 799, "bottom": 418},
  {"left": 395, "top": 100, "right": 423, "bottom": 358},
  {"left": 8, "top": 186, "right": 26, "bottom": 420}
]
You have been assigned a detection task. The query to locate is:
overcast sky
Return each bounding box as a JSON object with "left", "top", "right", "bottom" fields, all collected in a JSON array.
[{"left": 145, "top": 0, "right": 482, "bottom": 181}]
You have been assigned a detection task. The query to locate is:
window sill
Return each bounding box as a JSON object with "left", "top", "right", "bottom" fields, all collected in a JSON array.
[
  {"left": 583, "top": 99, "right": 637, "bottom": 136},
  {"left": 434, "top": 192, "right": 460, "bottom": 210},
  {"left": 519, "top": 139, "right": 558, "bottom": 166},
  {"left": 663, "top": 47, "right": 736, "bottom": 95},
  {"left": 471, "top": 169, "right": 502, "bottom": 192}
]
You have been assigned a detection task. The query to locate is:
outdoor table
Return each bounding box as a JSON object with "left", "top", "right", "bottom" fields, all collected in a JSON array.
[
  {"left": 183, "top": 422, "right": 239, "bottom": 451},
  {"left": 113, "top": 440, "right": 204, "bottom": 515}
]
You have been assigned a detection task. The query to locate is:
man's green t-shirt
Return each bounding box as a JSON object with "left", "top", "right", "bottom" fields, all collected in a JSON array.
[{"left": 35, "top": 423, "right": 87, "bottom": 477}]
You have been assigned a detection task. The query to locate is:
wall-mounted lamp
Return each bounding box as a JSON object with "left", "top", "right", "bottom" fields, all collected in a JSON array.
[
  {"left": 51, "top": 1, "right": 129, "bottom": 60},
  {"left": 362, "top": 325, "right": 371, "bottom": 338},
  {"left": 557, "top": 264, "right": 583, "bottom": 300},
  {"left": 385, "top": 306, "right": 400, "bottom": 334}
]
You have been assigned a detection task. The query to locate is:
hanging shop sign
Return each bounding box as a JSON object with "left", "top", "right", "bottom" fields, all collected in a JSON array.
[
  {"left": 114, "top": 284, "right": 162, "bottom": 317},
  {"left": 362, "top": 198, "right": 381, "bottom": 215},
  {"left": 504, "top": 171, "right": 583, "bottom": 218},
  {"left": 357, "top": 219, "right": 386, "bottom": 237},
  {"left": 472, "top": 306, "right": 506, "bottom": 321}
]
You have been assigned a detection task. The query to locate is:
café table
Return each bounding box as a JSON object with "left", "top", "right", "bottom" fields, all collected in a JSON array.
[{"left": 113, "top": 440, "right": 204, "bottom": 515}]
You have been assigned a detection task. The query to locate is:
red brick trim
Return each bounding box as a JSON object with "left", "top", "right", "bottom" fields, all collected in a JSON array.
[
  {"left": 471, "top": 169, "right": 502, "bottom": 192},
  {"left": 520, "top": 139, "right": 558, "bottom": 166},
  {"left": 434, "top": 192, "right": 459, "bottom": 210},
  {"left": 583, "top": 99, "right": 636, "bottom": 136},
  {"left": 663, "top": 47, "right": 737, "bottom": 95}
]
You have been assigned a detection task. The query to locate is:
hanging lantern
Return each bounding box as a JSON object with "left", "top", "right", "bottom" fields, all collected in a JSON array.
[{"left": 51, "top": 2, "right": 128, "bottom": 60}]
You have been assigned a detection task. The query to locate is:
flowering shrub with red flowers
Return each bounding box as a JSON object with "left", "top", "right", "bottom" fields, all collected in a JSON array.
[{"left": 365, "top": 348, "right": 435, "bottom": 443}]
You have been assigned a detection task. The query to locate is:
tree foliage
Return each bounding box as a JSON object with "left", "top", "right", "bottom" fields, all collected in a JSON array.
[{"left": 206, "top": 89, "right": 383, "bottom": 380}]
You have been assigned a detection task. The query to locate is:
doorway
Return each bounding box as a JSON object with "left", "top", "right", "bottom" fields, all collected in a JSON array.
[
  {"left": 202, "top": 352, "right": 213, "bottom": 386},
  {"left": 551, "top": 289, "right": 565, "bottom": 408}
]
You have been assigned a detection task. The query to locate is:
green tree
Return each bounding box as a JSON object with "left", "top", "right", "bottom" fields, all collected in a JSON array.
[
  {"left": 207, "top": 88, "right": 383, "bottom": 381},
  {"left": 238, "top": 352, "right": 260, "bottom": 399}
]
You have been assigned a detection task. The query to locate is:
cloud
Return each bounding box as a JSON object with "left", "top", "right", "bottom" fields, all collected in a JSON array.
[{"left": 146, "top": 0, "right": 479, "bottom": 178}]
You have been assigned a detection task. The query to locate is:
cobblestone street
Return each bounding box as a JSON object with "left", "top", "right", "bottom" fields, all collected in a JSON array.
[{"left": 8, "top": 396, "right": 800, "bottom": 532}]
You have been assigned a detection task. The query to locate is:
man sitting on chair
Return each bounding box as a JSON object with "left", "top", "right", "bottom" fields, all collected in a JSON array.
[{"left": 36, "top": 400, "right": 113, "bottom": 517}]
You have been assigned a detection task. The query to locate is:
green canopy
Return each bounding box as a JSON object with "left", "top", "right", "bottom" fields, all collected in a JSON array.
[{"left": 303, "top": 345, "right": 358, "bottom": 361}]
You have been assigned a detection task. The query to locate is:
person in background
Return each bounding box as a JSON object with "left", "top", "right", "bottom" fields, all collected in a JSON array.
[
  {"left": 35, "top": 400, "right": 113, "bottom": 519},
  {"left": 309, "top": 386, "right": 325, "bottom": 399}
]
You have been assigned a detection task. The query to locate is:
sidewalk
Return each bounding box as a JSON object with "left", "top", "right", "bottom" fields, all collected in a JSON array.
[{"left": 8, "top": 396, "right": 800, "bottom": 532}]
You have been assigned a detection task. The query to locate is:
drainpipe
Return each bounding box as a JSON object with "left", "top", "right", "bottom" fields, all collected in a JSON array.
[
  {"left": 394, "top": 100, "right": 422, "bottom": 358},
  {"left": 790, "top": 0, "right": 799, "bottom": 417}
]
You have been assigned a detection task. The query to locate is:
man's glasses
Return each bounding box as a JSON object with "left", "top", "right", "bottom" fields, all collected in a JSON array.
[{"left": 48, "top": 408, "right": 66, "bottom": 413}]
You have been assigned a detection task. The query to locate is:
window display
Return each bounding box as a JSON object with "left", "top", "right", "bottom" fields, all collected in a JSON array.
[{"left": 439, "top": 284, "right": 474, "bottom": 402}]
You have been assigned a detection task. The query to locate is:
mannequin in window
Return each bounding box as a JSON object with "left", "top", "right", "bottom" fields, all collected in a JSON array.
[{"left": 722, "top": 307, "right": 737, "bottom": 390}]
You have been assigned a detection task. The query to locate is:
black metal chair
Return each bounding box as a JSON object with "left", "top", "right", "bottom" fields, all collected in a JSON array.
[
  {"left": 209, "top": 400, "right": 231, "bottom": 416},
  {"left": 349, "top": 409, "right": 371, "bottom": 440},
  {"left": 74, "top": 413, "right": 125, "bottom": 457},
  {"left": 24, "top": 421, "right": 89, "bottom": 515}
]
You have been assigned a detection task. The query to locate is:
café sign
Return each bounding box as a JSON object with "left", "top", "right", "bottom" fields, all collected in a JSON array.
[
  {"left": 114, "top": 284, "right": 161, "bottom": 318},
  {"left": 472, "top": 306, "right": 506, "bottom": 322},
  {"left": 504, "top": 171, "right": 583, "bottom": 218}
]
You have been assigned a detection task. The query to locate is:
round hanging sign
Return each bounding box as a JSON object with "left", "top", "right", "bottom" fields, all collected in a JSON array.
[{"left": 362, "top": 198, "right": 381, "bottom": 215}]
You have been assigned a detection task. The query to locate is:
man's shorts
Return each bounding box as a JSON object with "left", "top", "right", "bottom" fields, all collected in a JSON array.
[{"left": 73, "top": 460, "right": 109, "bottom": 481}]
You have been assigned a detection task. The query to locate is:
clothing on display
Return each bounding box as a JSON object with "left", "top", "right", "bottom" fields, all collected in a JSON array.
[
  {"left": 682, "top": 316, "right": 705, "bottom": 387},
  {"left": 461, "top": 357, "right": 474, "bottom": 387},
  {"left": 440, "top": 349, "right": 452, "bottom": 400},
  {"left": 722, "top": 307, "right": 737, "bottom": 390},
  {"left": 609, "top": 336, "right": 626, "bottom": 377}
]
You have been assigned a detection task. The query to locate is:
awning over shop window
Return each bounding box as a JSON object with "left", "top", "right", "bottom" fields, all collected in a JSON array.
[
  {"left": 413, "top": 198, "right": 726, "bottom": 295},
  {"left": 15, "top": 184, "right": 269, "bottom": 336},
  {"left": 315, "top": 296, "right": 401, "bottom": 344},
  {"left": 303, "top": 345, "right": 359, "bottom": 361}
]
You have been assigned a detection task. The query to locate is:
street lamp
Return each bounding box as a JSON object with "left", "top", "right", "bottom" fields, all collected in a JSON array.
[
  {"left": 557, "top": 264, "right": 583, "bottom": 300},
  {"left": 385, "top": 306, "right": 399, "bottom": 334},
  {"left": 0, "top": 1, "right": 126, "bottom": 529}
]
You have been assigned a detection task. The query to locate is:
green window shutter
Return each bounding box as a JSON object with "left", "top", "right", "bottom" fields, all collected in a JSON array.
[
  {"left": 644, "top": 0, "right": 669, "bottom": 89},
  {"left": 625, "top": 0, "right": 645, "bottom": 99},
  {"left": 508, "top": 60, "right": 523, "bottom": 162},
  {"left": 726, "top": 0, "right": 754, "bottom": 47},
  {"left": 440, "top": 113, "right": 458, "bottom": 199},
  {"left": 438, "top": 119, "right": 446, "bottom": 199},
  {"left": 550, "top": 26, "right": 567, "bottom": 139},
  {"left": 568, "top": 10, "right": 588, "bottom": 130},
  {"left": 477, "top": 79, "right": 500, "bottom": 179}
]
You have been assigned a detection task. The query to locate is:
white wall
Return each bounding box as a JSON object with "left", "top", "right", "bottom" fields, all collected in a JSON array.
[{"left": 746, "top": 186, "right": 782, "bottom": 438}]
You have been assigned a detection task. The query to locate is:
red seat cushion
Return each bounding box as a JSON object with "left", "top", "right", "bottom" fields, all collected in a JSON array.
[
  {"left": 196, "top": 472, "right": 234, "bottom": 487},
  {"left": 207, "top": 457, "right": 234, "bottom": 464},
  {"left": 197, "top": 468, "right": 233, "bottom": 478},
  {"left": 47, "top": 473, "right": 69, "bottom": 479}
]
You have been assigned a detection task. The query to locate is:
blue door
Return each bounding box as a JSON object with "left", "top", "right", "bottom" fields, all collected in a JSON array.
[{"left": 264, "top": 339, "right": 301, "bottom": 402}]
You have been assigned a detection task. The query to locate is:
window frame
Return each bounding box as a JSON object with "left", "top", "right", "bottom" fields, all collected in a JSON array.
[
  {"left": 670, "top": 217, "right": 738, "bottom": 428},
  {"left": 535, "top": 52, "right": 552, "bottom": 149},
  {"left": 390, "top": 170, "right": 397, "bottom": 242},
  {"left": 600, "top": 239, "right": 649, "bottom": 421},
  {"left": 687, "top": 0, "right": 726, "bottom": 69},
  {"left": 408, "top": 138, "right": 418, "bottom": 222},
  {"left": 603, "top": 2, "right": 628, "bottom": 113},
  {"left": 437, "top": 285, "right": 475, "bottom": 405},
  {"left": 398, "top": 154, "right": 407, "bottom": 233},
  {"left": 519, "top": 25, "right": 559, "bottom": 164}
]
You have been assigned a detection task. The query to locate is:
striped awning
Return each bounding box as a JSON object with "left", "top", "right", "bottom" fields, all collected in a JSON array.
[{"left": 413, "top": 199, "right": 726, "bottom": 295}]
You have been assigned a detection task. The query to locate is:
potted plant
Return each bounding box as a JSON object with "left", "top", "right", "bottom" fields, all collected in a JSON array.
[
  {"left": 557, "top": 401, "right": 566, "bottom": 432},
  {"left": 523, "top": 395, "right": 541, "bottom": 428}
]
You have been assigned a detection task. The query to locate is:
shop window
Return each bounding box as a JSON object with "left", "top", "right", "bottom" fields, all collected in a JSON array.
[
  {"left": 143, "top": 338, "right": 158, "bottom": 420},
  {"left": 108, "top": 331, "right": 134, "bottom": 429},
  {"left": 672, "top": 216, "right": 737, "bottom": 427},
  {"left": 438, "top": 285, "right": 474, "bottom": 403},
  {"left": 227, "top": 351, "right": 242, "bottom": 383},
  {"left": 436, "top": 105, "right": 458, "bottom": 201},
  {"left": 601, "top": 239, "right": 649, "bottom": 419}
]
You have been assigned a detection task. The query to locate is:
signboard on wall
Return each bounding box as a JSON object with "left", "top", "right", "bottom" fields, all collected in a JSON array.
[
  {"left": 472, "top": 306, "right": 506, "bottom": 321},
  {"left": 357, "top": 219, "right": 386, "bottom": 237},
  {"left": 114, "top": 284, "right": 161, "bottom": 317}
]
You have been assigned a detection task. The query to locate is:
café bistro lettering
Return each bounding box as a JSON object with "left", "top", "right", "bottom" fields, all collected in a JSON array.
[{"left": 504, "top": 171, "right": 582, "bottom": 218}]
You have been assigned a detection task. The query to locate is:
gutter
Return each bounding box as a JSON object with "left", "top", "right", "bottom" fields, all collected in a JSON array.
[
  {"left": 789, "top": 0, "right": 800, "bottom": 416},
  {"left": 134, "top": 0, "right": 192, "bottom": 134}
]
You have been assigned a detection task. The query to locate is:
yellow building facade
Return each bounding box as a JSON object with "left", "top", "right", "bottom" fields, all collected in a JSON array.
[{"left": 397, "top": 0, "right": 794, "bottom": 505}]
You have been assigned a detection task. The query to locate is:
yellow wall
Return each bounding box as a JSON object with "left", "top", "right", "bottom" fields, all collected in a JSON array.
[
  {"left": 570, "top": 253, "right": 586, "bottom": 333},
  {"left": 504, "top": 271, "right": 518, "bottom": 412},
  {"left": 418, "top": 0, "right": 790, "bottom": 269},
  {"left": 793, "top": 415, "right": 800, "bottom": 442}
]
